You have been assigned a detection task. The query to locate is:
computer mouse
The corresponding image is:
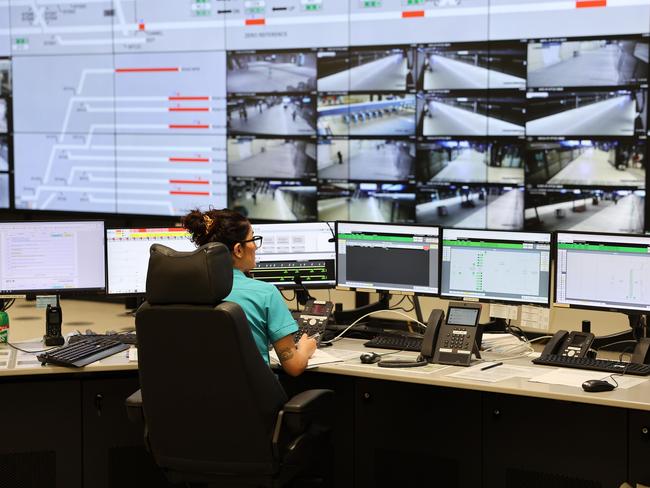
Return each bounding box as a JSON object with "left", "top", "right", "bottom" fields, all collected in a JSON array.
[
  {"left": 360, "top": 352, "right": 381, "bottom": 364},
  {"left": 582, "top": 379, "right": 616, "bottom": 392}
]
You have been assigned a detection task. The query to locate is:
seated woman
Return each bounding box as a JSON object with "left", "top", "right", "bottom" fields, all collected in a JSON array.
[{"left": 182, "top": 208, "right": 317, "bottom": 376}]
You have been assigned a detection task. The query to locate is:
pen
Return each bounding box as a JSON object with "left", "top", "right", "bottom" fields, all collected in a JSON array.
[{"left": 480, "top": 361, "right": 503, "bottom": 371}]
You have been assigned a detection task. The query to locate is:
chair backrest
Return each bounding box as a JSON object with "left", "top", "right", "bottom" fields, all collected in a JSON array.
[{"left": 136, "top": 242, "right": 288, "bottom": 478}]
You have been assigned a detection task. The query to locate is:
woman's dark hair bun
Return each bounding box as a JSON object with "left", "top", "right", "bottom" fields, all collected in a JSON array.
[{"left": 181, "top": 208, "right": 249, "bottom": 249}]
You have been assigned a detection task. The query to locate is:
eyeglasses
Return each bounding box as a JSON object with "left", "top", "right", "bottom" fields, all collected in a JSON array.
[{"left": 241, "top": 235, "right": 263, "bottom": 249}]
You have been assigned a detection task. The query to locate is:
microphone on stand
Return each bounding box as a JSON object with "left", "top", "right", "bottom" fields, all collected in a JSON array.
[{"left": 294, "top": 274, "right": 314, "bottom": 306}]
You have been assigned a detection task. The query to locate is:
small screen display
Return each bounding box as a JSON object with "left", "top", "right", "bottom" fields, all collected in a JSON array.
[{"left": 446, "top": 307, "right": 479, "bottom": 327}]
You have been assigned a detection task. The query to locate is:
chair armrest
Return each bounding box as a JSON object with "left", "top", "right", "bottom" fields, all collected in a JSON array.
[
  {"left": 125, "top": 389, "right": 144, "bottom": 423},
  {"left": 283, "top": 389, "right": 334, "bottom": 414},
  {"left": 278, "top": 389, "right": 334, "bottom": 440},
  {"left": 273, "top": 389, "right": 334, "bottom": 461}
]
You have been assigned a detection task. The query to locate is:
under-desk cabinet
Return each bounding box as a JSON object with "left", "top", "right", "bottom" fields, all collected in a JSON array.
[
  {"left": 628, "top": 410, "right": 650, "bottom": 486},
  {"left": 483, "top": 393, "right": 627, "bottom": 488},
  {"left": 280, "top": 372, "right": 355, "bottom": 488},
  {"left": 0, "top": 377, "right": 82, "bottom": 488},
  {"left": 81, "top": 374, "right": 171, "bottom": 488},
  {"left": 354, "top": 378, "right": 482, "bottom": 488}
]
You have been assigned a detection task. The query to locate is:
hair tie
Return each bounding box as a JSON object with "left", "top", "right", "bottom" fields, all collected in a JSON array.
[{"left": 203, "top": 214, "right": 215, "bottom": 233}]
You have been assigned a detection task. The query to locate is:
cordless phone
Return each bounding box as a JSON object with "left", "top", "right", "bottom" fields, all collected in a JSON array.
[
  {"left": 293, "top": 299, "right": 334, "bottom": 345},
  {"left": 44, "top": 302, "right": 65, "bottom": 347}
]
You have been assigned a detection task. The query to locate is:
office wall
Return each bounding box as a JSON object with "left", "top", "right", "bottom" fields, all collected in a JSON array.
[{"left": 0, "top": 1, "right": 647, "bottom": 235}]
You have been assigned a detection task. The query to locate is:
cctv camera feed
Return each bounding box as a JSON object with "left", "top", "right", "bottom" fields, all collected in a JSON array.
[
  {"left": 318, "top": 93, "right": 416, "bottom": 136},
  {"left": 347, "top": 46, "right": 416, "bottom": 92},
  {"left": 0, "top": 99, "right": 7, "bottom": 133},
  {"left": 227, "top": 51, "right": 317, "bottom": 93},
  {"left": 525, "top": 88, "right": 647, "bottom": 136},
  {"left": 416, "top": 184, "right": 524, "bottom": 230},
  {"left": 348, "top": 140, "right": 415, "bottom": 181},
  {"left": 416, "top": 183, "right": 487, "bottom": 228},
  {"left": 0, "top": 173, "right": 8, "bottom": 209},
  {"left": 525, "top": 188, "right": 645, "bottom": 233},
  {"left": 227, "top": 96, "right": 316, "bottom": 136},
  {"left": 416, "top": 140, "right": 524, "bottom": 184},
  {"left": 229, "top": 178, "right": 317, "bottom": 222},
  {"left": 417, "top": 92, "right": 525, "bottom": 136},
  {"left": 0, "top": 135, "right": 8, "bottom": 171},
  {"left": 0, "top": 59, "right": 9, "bottom": 95},
  {"left": 527, "top": 35, "right": 649, "bottom": 88},
  {"left": 525, "top": 140, "right": 646, "bottom": 187},
  {"left": 317, "top": 48, "right": 350, "bottom": 93},
  {"left": 317, "top": 138, "right": 349, "bottom": 181},
  {"left": 318, "top": 46, "right": 416, "bottom": 92},
  {"left": 227, "top": 138, "right": 316, "bottom": 180},
  {"left": 417, "top": 41, "right": 526, "bottom": 90},
  {"left": 317, "top": 182, "right": 415, "bottom": 223}
]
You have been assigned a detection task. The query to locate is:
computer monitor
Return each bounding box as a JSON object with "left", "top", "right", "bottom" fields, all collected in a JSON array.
[
  {"left": 250, "top": 222, "right": 335, "bottom": 288},
  {"left": 335, "top": 221, "right": 440, "bottom": 295},
  {"left": 106, "top": 228, "right": 195, "bottom": 295},
  {"left": 555, "top": 231, "right": 650, "bottom": 313},
  {"left": 0, "top": 221, "right": 106, "bottom": 295},
  {"left": 440, "top": 228, "right": 551, "bottom": 305}
]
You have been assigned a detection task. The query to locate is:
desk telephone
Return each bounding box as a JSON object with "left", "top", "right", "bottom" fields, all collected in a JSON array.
[
  {"left": 541, "top": 330, "right": 595, "bottom": 358},
  {"left": 293, "top": 299, "right": 333, "bottom": 344},
  {"left": 422, "top": 302, "right": 483, "bottom": 366},
  {"left": 376, "top": 302, "right": 483, "bottom": 368}
]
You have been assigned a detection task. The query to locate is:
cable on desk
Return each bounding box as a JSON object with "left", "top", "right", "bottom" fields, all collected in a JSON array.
[
  {"left": 320, "top": 309, "right": 427, "bottom": 346},
  {"left": 0, "top": 298, "right": 15, "bottom": 312},
  {"left": 594, "top": 340, "right": 638, "bottom": 352},
  {"left": 7, "top": 342, "right": 58, "bottom": 354}
]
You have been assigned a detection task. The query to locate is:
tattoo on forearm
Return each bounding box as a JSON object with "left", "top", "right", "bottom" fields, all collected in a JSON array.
[{"left": 278, "top": 347, "right": 295, "bottom": 362}]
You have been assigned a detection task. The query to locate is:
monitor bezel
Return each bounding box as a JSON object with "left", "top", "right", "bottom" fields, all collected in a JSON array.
[
  {"left": 0, "top": 219, "right": 107, "bottom": 297},
  {"left": 105, "top": 226, "right": 194, "bottom": 297},
  {"left": 334, "top": 220, "right": 441, "bottom": 297},
  {"left": 553, "top": 229, "right": 650, "bottom": 314},
  {"left": 251, "top": 221, "right": 337, "bottom": 290},
  {"left": 439, "top": 227, "right": 553, "bottom": 307}
]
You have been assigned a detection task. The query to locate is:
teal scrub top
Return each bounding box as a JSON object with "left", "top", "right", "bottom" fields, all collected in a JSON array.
[{"left": 224, "top": 269, "right": 298, "bottom": 365}]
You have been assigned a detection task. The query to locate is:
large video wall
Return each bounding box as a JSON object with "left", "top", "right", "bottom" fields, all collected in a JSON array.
[{"left": 0, "top": 0, "right": 648, "bottom": 234}]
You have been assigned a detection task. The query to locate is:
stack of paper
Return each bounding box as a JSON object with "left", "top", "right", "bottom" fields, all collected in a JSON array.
[{"left": 482, "top": 333, "right": 526, "bottom": 354}]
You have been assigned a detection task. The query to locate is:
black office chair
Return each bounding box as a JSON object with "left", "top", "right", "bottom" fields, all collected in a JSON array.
[{"left": 126, "top": 242, "right": 333, "bottom": 487}]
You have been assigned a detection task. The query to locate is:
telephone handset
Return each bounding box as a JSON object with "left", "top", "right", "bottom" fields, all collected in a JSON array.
[
  {"left": 420, "top": 302, "right": 483, "bottom": 367},
  {"left": 541, "top": 330, "right": 595, "bottom": 358},
  {"left": 293, "top": 299, "right": 333, "bottom": 345},
  {"left": 419, "top": 309, "right": 445, "bottom": 362}
]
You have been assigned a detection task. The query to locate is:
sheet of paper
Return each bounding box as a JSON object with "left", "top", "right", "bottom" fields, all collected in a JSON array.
[
  {"left": 0, "top": 348, "right": 10, "bottom": 369},
  {"left": 447, "top": 362, "right": 543, "bottom": 383},
  {"left": 14, "top": 351, "right": 42, "bottom": 369},
  {"left": 128, "top": 347, "right": 138, "bottom": 362},
  {"left": 322, "top": 348, "right": 362, "bottom": 361},
  {"left": 529, "top": 368, "right": 647, "bottom": 390},
  {"left": 521, "top": 305, "right": 550, "bottom": 330},
  {"left": 270, "top": 348, "right": 345, "bottom": 368},
  {"left": 490, "top": 304, "right": 518, "bottom": 320}
]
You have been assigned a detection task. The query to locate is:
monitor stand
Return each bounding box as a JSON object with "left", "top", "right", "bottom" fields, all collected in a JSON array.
[
  {"left": 482, "top": 317, "right": 508, "bottom": 333},
  {"left": 333, "top": 291, "right": 391, "bottom": 325}
]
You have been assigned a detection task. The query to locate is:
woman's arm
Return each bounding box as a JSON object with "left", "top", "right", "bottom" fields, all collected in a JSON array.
[{"left": 273, "top": 333, "right": 317, "bottom": 376}]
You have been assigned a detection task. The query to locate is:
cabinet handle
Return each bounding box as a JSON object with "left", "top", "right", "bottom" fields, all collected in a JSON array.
[
  {"left": 642, "top": 427, "right": 649, "bottom": 436},
  {"left": 94, "top": 394, "right": 103, "bottom": 417},
  {"left": 493, "top": 409, "right": 501, "bottom": 417},
  {"left": 363, "top": 392, "right": 371, "bottom": 401}
]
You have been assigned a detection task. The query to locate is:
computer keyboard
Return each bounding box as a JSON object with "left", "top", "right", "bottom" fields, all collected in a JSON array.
[
  {"left": 533, "top": 354, "right": 650, "bottom": 376},
  {"left": 37, "top": 338, "right": 130, "bottom": 368},
  {"left": 364, "top": 335, "right": 423, "bottom": 352},
  {"left": 68, "top": 332, "right": 137, "bottom": 345}
]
